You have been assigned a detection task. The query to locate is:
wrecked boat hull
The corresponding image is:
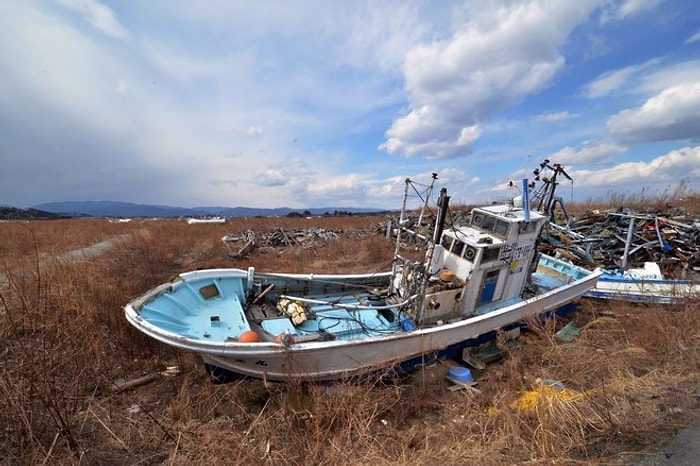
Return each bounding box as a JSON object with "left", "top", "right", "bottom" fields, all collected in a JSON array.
[
  {"left": 202, "top": 301, "right": 575, "bottom": 382},
  {"left": 204, "top": 303, "right": 581, "bottom": 383},
  {"left": 124, "top": 177, "right": 601, "bottom": 383},
  {"left": 124, "top": 259, "right": 600, "bottom": 382},
  {"left": 586, "top": 274, "right": 700, "bottom": 304}
]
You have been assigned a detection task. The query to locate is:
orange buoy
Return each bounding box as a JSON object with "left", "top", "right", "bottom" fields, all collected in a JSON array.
[
  {"left": 440, "top": 269, "right": 455, "bottom": 282},
  {"left": 238, "top": 330, "right": 261, "bottom": 343}
]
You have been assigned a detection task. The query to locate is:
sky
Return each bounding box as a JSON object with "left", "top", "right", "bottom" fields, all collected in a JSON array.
[{"left": 1, "top": 0, "right": 699, "bottom": 211}]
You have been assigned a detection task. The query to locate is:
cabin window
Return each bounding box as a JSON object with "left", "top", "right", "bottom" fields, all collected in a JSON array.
[
  {"left": 494, "top": 220, "right": 509, "bottom": 238},
  {"left": 482, "top": 215, "right": 496, "bottom": 232},
  {"left": 441, "top": 236, "right": 453, "bottom": 251},
  {"left": 464, "top": 245, "right": 477, "bottom": 261},
  {"left": 471, "top": 213, "right": 484, "bottom": 226},
  {"left": 518, "top": 221, "right": 537, "bottom": 233},
  {"left": 452, "top": 240, "right": 465, "bottom": 258},
  {"left": 483, "top": 247, "right": 500, "bottom": 263}
]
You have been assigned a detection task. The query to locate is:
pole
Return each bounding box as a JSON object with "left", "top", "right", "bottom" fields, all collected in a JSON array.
[
  {"left": 621, "top": 216, "right": 635, "bottom": 272},
  {"left": 522, "top": 179, "right": 530, "bottom": 222}
]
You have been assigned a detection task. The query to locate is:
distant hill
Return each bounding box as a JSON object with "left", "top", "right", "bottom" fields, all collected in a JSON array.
[
  {"left": 0, "top": 206, "right": 70, "bottom": 220},
  {"left": 29, "top": 200, "right": 390, "bottom": 218}
]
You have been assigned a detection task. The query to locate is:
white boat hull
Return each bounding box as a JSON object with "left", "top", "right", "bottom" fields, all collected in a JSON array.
[
  {"left": 586, "top": 275, "right": 700, "bottom": 304},
  {"left": 125, "top": 264, "right": 601, "bottom": 382},
  {"left": 124, "top": 179, "right": 602, "bottom": 382}
]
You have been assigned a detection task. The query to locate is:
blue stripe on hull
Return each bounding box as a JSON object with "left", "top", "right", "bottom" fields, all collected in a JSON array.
[{"left": 586, "top": 290, "right": 679, "bottom": 304}]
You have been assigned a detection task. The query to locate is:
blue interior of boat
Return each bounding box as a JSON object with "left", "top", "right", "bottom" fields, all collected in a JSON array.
[
  {"left": 261, "top": 307, "right": 401, "bottom": 340},
  {"left": 530, "top": 273, "right": 563, "bottom": 291},
  {"left": 538, "top": 255, "right": 588, "bottom": 278},
  {"left": 139, "top": 276, "right": 404, "bottom": 341},
  {"left": 140, "top": 277, "right": 251, "bottom": 340}
]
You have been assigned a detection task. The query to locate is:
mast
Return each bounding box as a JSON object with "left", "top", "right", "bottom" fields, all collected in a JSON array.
[
  {"left": 416, "top": 187, "right": 450, "bottom": 324},
  {"left": 393, "top": 178, "right": 412, "bottom": 260},
  {"left": 432, "top": 187, "right": 449, "bottom": 246},
  {"left": 417, "top": 173, "right": 438, "bottom": 228}
]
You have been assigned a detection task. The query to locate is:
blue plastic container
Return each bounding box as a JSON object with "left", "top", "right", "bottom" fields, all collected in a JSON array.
[
  {"left": 400, "top": 317, "right": 417, "bottom": 331},
  {"left": 447, "top": 365, "right": 474, "bottom": 383}
]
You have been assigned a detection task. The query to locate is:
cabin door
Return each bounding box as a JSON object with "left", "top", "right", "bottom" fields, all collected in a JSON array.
[{"left": 479, "top": 269, "right": 500, "bottom": 304}]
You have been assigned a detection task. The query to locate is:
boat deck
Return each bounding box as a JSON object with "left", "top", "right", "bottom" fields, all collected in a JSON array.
[{"left": 261, "top": 302, "right": 402, "bottom": 341}]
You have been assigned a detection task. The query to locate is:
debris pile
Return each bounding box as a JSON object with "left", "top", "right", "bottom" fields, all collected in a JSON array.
[
  {"left": 264, "top": 227, "right": 341, "bottom": 248},
  {"left": 222, "top": 229, "right": 256, "bottom": 258},
  {"left": 222, "top": 225, "right": 385, "bottom": 258},
  {"left": 525, "top": 159, "right": 699, "bottom": 281},
  {"left": 540, "top": 209, "right": 700, "bottom": 280}
]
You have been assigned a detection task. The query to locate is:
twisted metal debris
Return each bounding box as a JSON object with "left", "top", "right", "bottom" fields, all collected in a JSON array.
[
  {"left": 541, "top": 209, "right": 700, "bottom": 280},
  {"left": 528, "top": 159, "right": 699, "bottom": 281}
]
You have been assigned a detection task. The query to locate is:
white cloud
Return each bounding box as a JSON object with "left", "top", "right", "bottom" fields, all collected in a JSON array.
[
  {"left": 1, "top": 1, "right": 696, "bottom": 210},
  {"left": 489, "top": 145, "right": 700, "bottom": 200},
  {"left": 487, "top": 141, "right": 626, "bottom": 196},
  {"left": 1, "top": 2, "right": 449, "bottom": 208},
  {"left": 686, "top": 30, "right": 700, "bottom": 44},
  {"left": 547, "top": 141, "right": 627, "bottom": 165},
  {"left": 54, "top": 0, "right": 130, "bottom": 39},
  {"left": 280, "top": 170, "right": 445, "bottom": 209},
  {"left": 149, "top": 1, "right": 440, "bottom": 75},
  {"left": 380, "top": 105, "right": 482, "bottom": 159},
  {"left": 306, "top": 169, "right": 482, "bottom": 209},
  {"left": 582, "top": 58, "right": 700, "bottom": 99},
  {"left": 307, "top": 174, "right": 370, "bottom": 202},
  {"left": 534, "top": 111, "right": 578, "bottom": 122},
  {"left": 582, "top": 59, "right": 659, "bottom": 98},
  {"left": 381, "top": 1, "right": 600, "bottom": 159},
  {"left": 614, "top": 0, "right": 664, "bottom": 19},
  {"left": 0, "top": 4, "right": 141, "bottom": 136},
  {"left": 600, "top": 0, "right": 664, "bottom": 22},
  {"left": 571, "top": 145, "right": 700, "bottom": 189},
  {"left": 607, "top": 81, "right": 700, "bottom": 144},
  {"left": 635, "top": 60, "right": 700, "bottom": 94}
]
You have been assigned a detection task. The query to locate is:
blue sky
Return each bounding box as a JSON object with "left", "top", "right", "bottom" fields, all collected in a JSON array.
[{"left": 1, "top": 0, "right": 698, "bottom": 210}]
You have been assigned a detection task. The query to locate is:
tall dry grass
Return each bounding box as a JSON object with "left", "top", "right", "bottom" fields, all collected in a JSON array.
[
  {"left": 1, "top": 212, "right": 698, "bottom": 464},
  {"left": 572, "top": 187, "right": 700, "bottom": 215}
]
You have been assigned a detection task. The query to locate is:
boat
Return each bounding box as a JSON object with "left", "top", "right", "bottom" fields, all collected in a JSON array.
[
  {"left": 185, "top": 216, "right": 226, "bottom": 225},
  {"left": 124, "top": 178, "right": 601, "bottom": 382},
  {"left": 586, "top": 263, "right": 699, "bottom": 303}
]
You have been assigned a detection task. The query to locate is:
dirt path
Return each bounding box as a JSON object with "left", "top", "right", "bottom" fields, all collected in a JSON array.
[
  {"left": 0, "top": 232, "right": 133, "bottom": 291},
  {"left": 53, "top": 233, "right": 133, "bottom": 263}
]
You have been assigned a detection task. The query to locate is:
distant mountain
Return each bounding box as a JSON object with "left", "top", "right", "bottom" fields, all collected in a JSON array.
[
  {"left": 30, "top": 200, "right": 389, "bottom": 218},
  {"left": 32, "top": 201, "right": 209, "bottom": 218},
  {"left": 0, "top": 206, "right": 70, "bottom": 220}
]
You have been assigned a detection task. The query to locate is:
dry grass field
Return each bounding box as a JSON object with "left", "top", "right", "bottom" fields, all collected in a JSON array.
[{"left": 1, "top": 196, "right": 698, "bottom": 465}]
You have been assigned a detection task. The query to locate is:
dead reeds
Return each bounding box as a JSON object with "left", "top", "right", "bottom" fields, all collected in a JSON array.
[{"left": 0, "top": 208, "right": 698, "bottom": 464}]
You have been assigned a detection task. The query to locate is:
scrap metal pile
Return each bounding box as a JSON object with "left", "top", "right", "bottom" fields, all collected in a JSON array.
[
  {"left": 527, "top": 159, "right": 700, "bottom": 280},
  {"left": 541, "top": 209, "right": 700, "bottom": 280}
]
